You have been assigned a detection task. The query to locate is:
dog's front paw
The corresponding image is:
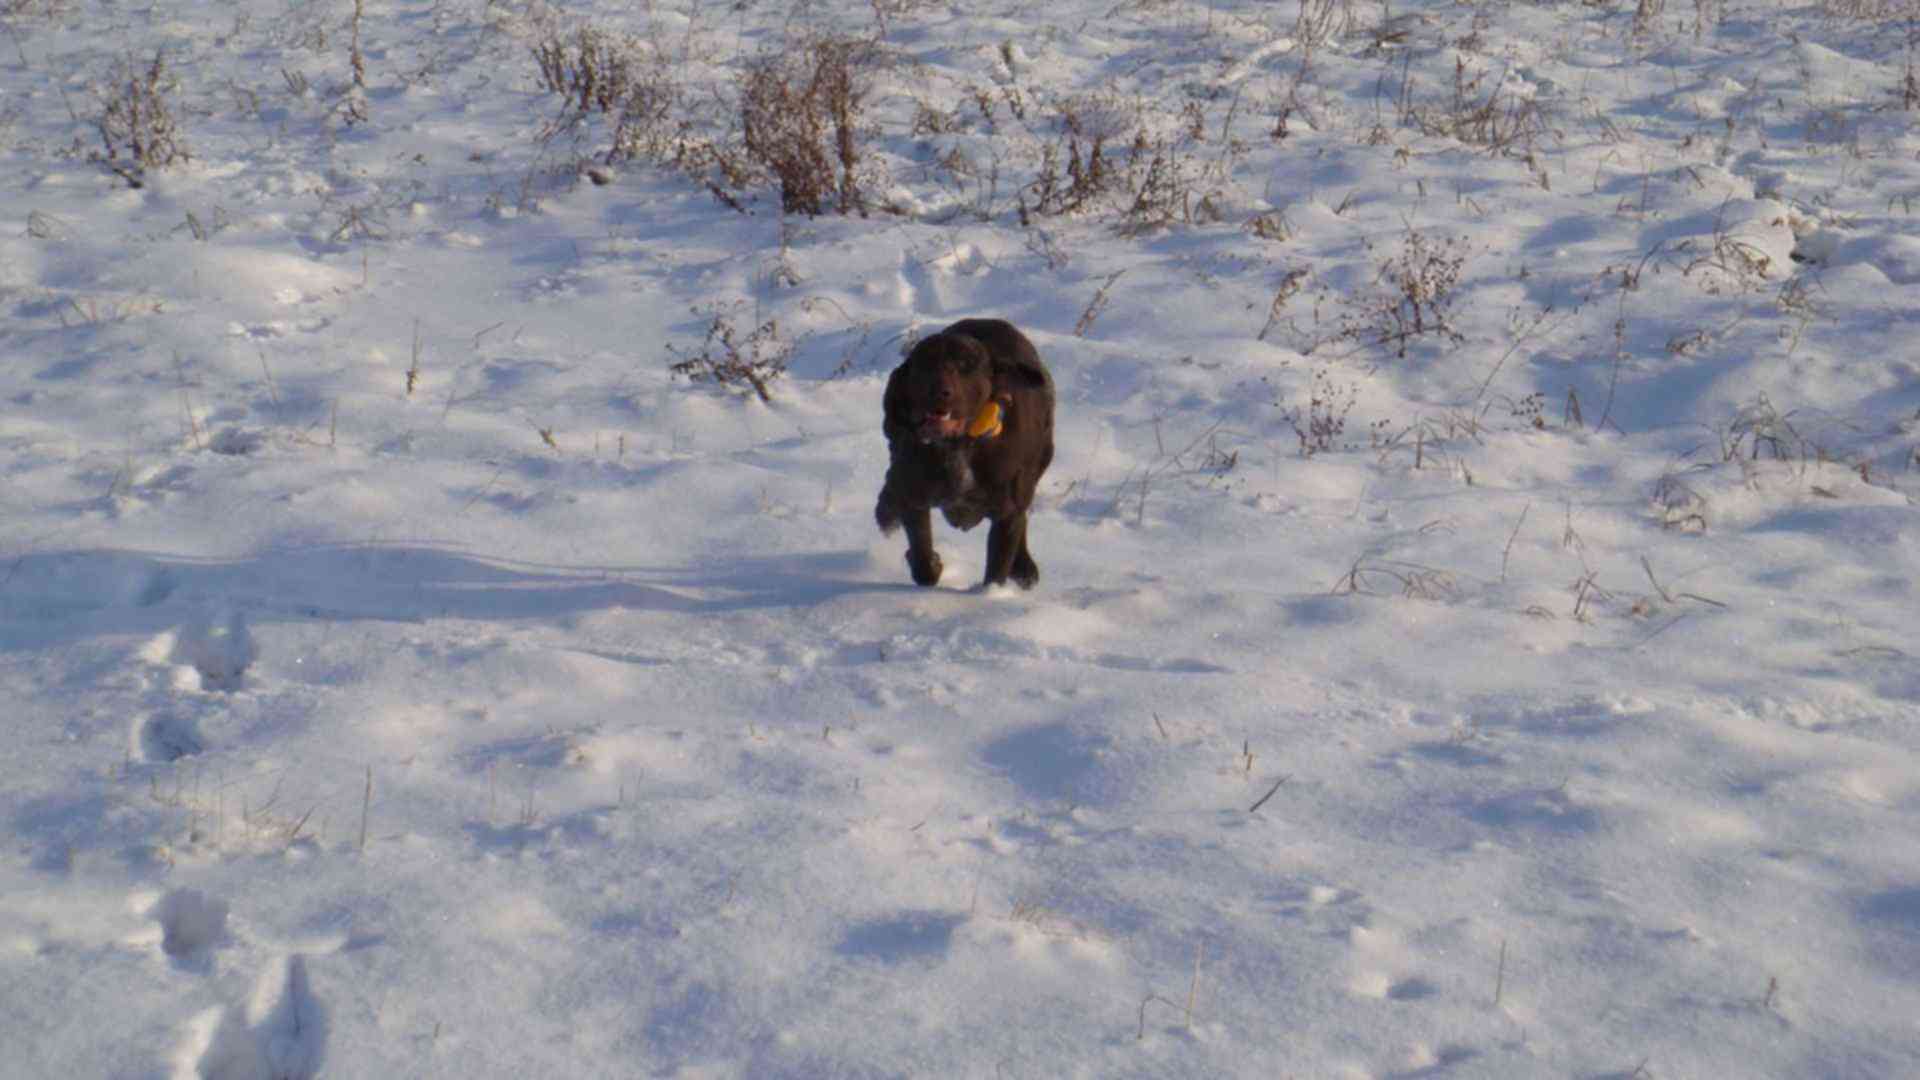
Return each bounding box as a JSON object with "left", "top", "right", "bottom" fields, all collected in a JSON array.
[
  {"left": 875, "top": 492, "right": 901, "bottom": 535},
  {"left": 907, "top": 549, "right": 943, "bottom": 587}
]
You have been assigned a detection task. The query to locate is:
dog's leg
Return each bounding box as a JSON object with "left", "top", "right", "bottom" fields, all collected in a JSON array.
[
  {"left": 902, "top": 506, "right": 943, "bottom": 586},
  {"left": 984, "top": 512, "right": 1033, "bottom": 588},
  {"left": 1010, "top": 519, "right": 1039, "bottom": 590},
  {"left": 875, "top": 485, "right": 902, "bottom": 535}
]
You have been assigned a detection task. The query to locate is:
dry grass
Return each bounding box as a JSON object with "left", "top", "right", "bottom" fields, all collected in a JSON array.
[
  {"left": 533, "top": 25, "right": 651, "bottom": 118},
  {"left": 666, "top": 304, "right": 795, "bottom": 403},
  {"left": 1651, "top": 469, "right": 1709, "bottom": 532},
  {"left": 739, "top": 36, "right": 879, "bottom": 216},
  {"left": 1410, "top": 58, "right": 1554, "bottom": 158},
  {"left": 532, "top": 23, "right": 692, "bottom": 169},
  {"left": 1331, "top": 557, "right": 1458, "bottom": 600},
  {"left": 92, "top": 50, "right": 189, "bottom": 187},
  {"left": 1338, "top": 228, "right": 1470, "bottom": 359},
  {"left": 1285, "top": 366, "right": 1357, "bottom": 457}
]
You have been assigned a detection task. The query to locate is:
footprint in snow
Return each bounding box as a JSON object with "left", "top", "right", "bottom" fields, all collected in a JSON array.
[
  {"left": 134, "top": 709, "right": 206, "bottom": 763},
  {"left": 178, "top": 955, "right": 328, "bottom": 1080},
  {"left": 149, "top": 611, "right": 256, "bottom": 692},
  {"left": 146, "top": 888, "right": 332, "bottom": 1080},
  {"left": 150, "top": 887, "right": 230, "bottom": 970}
]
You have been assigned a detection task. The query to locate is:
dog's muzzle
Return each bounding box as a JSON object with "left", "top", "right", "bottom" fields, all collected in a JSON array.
[{"left": 918, "top": 411, "right": 966, "bottom": 441}]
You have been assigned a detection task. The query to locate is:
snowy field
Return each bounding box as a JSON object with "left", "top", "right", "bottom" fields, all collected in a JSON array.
[{"left": 3, "top": 0, "right": 1919, "bottom": 1075}]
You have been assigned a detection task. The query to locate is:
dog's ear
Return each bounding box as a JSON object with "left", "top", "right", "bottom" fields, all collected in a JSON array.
[
  {"left": 992, "top": 354, "right": 1051, "bottom": 393},
  {"left": 882, "top": 362, "right": 914, "bottom": 438}
]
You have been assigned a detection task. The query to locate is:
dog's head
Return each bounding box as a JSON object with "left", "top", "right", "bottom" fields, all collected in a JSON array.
[{"left": 888, "top": 333, "right": 1003, "bottom": 445}]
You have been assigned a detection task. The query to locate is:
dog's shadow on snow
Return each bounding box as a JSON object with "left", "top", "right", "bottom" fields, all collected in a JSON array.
[{"left": 0, "top": 543, "right": 908, "bottom": 650}]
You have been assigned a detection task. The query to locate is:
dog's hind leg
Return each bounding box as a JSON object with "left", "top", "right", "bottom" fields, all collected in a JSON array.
[
  {"left": 1010, "top": 523, "right": 1038, "bottom": 590},
  {"left": 984, "top": 512, "right": 1035, "bottom": 589}
]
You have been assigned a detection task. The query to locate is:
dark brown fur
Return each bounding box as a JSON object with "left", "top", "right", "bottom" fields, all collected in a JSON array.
[{"left": 875, "top": 318, "right": 1055, "bottom": 589}]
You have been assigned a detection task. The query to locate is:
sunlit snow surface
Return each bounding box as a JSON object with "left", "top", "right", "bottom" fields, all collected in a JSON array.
[{"left": 2, "top": 0, "right": 1918, "bottom": 1075}]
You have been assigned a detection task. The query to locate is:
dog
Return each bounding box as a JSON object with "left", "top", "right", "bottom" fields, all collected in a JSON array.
[{"left": 875, "top": 318, "right": 1055, "bottom": 589}]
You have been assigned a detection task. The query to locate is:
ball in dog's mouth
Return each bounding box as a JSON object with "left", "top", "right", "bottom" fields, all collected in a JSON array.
[
  {"left": 918, "top": 403, "right": 1002, "bottom": 441},
  {"left": 966, "top": 402, "right": 1003, "bottom": 438}
]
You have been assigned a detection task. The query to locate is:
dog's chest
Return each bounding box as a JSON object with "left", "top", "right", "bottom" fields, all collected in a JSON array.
[{"left": 926, "top": 448, "right": 991, "bottom": 530}]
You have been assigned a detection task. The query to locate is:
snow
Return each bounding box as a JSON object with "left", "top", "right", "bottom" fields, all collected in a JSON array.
[{"left": 3, "top": 0, "right": 1919, "bottom": 1075}]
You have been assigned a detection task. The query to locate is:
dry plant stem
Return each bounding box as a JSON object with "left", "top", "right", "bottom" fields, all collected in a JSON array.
[
  {"left": 1633, "top": 613, "right": 1692, "bottom": 649},
  {"left": 1494, "top": 937, "right": 1507, "bottom": 1005},
  {"left": 406, "top": 319, "right": 422, "bottom": 396},
  {"left": 1571, "top": 570, "right": 1612, "bottom": 621},
  {"left": 1258, "top": 268, "right": 1309, "bottom": 342},
  {"left": 257, "top": 349, "right": 281, "bottom": 408},
  {"left": 1639, "top": 555, "right": 1674, "bottom": 603},
  {"left": 358, "top": 765, "right": 372, "bottom": 853},
  {"left": 1185, "top": 942, "right": 1204, "bottom": 1030},
  {"left": 349, "top": 0, "right": 367, "bottom": 89},
  {"left": 459, "top": 464, "right": 506, "bottom": 514},
  {"left": 1471, "top": 305, "right": 1557, "bottom": 405},
  {"left": 1331, "top": 558, "right": 1456, "bottom": 600},
  {"left": 284, "top": 804, "right": 317, "bottom": 848},
  {"left": 1248, "top": 775, "right": 1287, "bottom": 813},
  {"left": 1136, "top": 994, "right": 1179, "bottom": 1040},
  {"left": 1074, "top": 269, "right": 1127, "bottom": 337},
  {"left": 1501, "top": 502, "right": 1531, "bottom": 582},
  {"left": 172, "top": 352, "right": 204, "bottom": 450},
  {"left": 1596, "top": 300, "right": 1628, "bottom": 433}
]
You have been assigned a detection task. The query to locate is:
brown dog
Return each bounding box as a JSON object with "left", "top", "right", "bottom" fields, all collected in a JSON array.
[{"left": 876, "top": 319, "right": 1055, "bottom": 589}]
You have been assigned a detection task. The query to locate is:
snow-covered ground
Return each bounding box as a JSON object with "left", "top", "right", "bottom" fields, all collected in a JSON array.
[{"left": 4, "top": 0, "right": 1919, "bottom": 1074}]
